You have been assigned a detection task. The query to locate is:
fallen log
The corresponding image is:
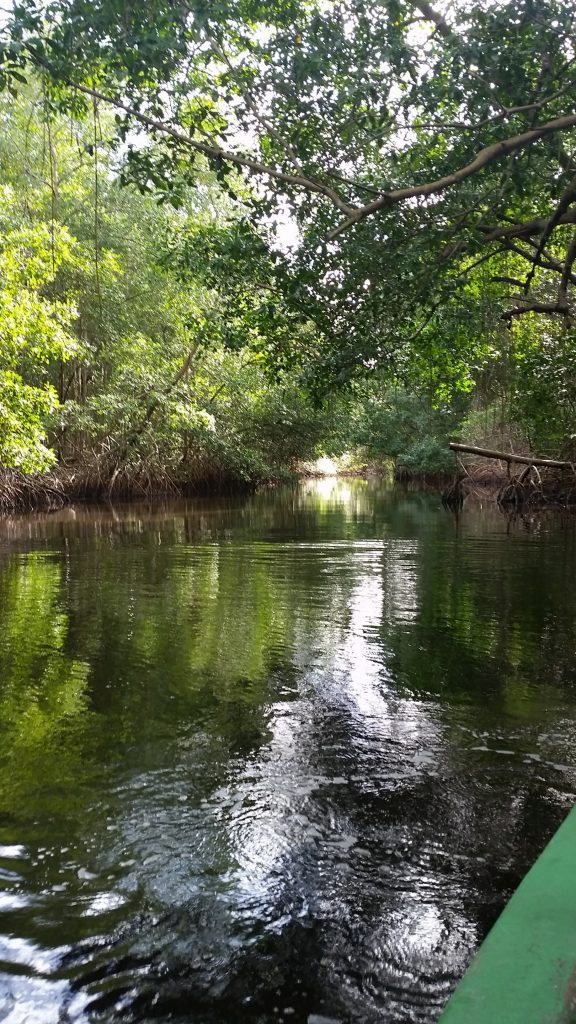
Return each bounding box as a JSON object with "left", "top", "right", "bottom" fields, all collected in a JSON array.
[{"left": 449, "top": 442, "right": 573, "bottom": 469}]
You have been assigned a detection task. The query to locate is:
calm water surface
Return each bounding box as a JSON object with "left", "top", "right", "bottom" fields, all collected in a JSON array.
[{"left": 0, "top": 479, "right": 575, "bottom": 1024}]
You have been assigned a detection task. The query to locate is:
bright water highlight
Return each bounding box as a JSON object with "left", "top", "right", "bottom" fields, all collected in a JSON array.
[{"left": 0, "top": 479, "right": 575, "bottom": 1023}]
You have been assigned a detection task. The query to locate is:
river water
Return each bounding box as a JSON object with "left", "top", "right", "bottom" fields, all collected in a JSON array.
[{"left": 0, "top": 479, "right": 575, "bottom": 1024}]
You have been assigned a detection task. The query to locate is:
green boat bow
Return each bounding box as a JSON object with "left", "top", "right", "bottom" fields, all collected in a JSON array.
[{"left": 439, "top": 806, "right": 576, "bottom": 1023}]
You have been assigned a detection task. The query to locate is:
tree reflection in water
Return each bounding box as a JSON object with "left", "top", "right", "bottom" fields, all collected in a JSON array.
[{"left": 0, "top": 480, "right": 574, "bottom": 1022}]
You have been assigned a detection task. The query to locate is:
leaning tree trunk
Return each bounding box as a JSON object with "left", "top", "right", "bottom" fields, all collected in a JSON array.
[{"left": 445, "top": 442, "right": 576, "bottom": 508}]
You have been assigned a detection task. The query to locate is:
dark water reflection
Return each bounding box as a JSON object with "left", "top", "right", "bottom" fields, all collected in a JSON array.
[{"left": 0, "top": 479, "right": 576, "bottom": 1023}]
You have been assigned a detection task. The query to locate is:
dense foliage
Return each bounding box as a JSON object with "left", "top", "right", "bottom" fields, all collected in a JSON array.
[
  {"left": 0, "top": 86, "right": 348, "bottom": 485},
  {"left": 1, "top": 0, "right": 576, "bottom": 491}
]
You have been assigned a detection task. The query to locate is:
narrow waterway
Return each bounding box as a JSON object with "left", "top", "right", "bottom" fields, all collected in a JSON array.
[{"left": 0, "top": 479, "right": 575, "bottom": 1024}]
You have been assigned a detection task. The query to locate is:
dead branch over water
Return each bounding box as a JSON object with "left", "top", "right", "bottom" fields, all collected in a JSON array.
[
  {"left": 448, "top": 442, "right": 573, "bottom": 469},
  {"left": 444, "top": 443, "right": 576, "bottom": 509}
]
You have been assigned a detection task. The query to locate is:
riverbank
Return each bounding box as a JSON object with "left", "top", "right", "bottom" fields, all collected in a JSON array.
[
  {"left": 442, "top": 463, "right": 576, "bottom": 510},
  {"left": 0, "top": 459, "right": 387, "bottom": 516},
  {"left": 0, "top": 464, "right": 274, "bottom": 515},
  {"left": 3, "top": 460, "right": 576, "bottom": 518}
]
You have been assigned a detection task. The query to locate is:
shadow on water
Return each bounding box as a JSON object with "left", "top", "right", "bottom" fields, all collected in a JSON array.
[{"left": 0, "top": 478, "right": 576, "bottom": 1022}]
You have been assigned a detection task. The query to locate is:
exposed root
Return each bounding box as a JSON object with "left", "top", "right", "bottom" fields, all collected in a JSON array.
[
  {"left": 0, "top": 458, "right": 260, "bottom": 516},
  {"left": 0, "top": 470, "right": 67, "bottom": 514},
  {"left": 442, "top": 475, "right": 465, "bottom": 508},
  {"left": 442, "top": 459, "right": 576, "bottom": 510}
]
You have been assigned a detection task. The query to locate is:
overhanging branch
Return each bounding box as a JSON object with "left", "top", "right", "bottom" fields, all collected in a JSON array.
[
  {"left": 498, "top": 237, "right": 576, "bottom": 285},
  {"left": 449, "top": 442, "right": 572, "bottom": 468},
  {"left": 522, "top": 181, "right": 576, "bottom": 293},
  {"left": 411, "top": 1, "right": 454, "bottom": 39},
  {"left": 502, "top": 299, "right": 570, "bottom": 321},
  {"left": 481, "top": 209, "right": 576, "bottom": 241},
  {"left": 28, "top": 50, "right": 356, "bottom": 218},
  {"left": 558, "top": 226, "right": 576, "bottom": 304},
  {"left": 328, "top": 113, "right": 576, "bottom": 239}
]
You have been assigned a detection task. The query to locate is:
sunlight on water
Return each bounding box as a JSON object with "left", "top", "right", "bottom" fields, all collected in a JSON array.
[{"left": 0, "top": 481, "right": 575, "bottom": 1022}]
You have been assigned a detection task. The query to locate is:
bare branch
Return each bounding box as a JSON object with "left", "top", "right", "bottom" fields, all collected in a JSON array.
[{"left": 449, "top": 442, "right": 572, "bottom": 468}]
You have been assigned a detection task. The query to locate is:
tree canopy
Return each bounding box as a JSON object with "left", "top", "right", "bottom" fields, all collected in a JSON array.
[
  {"left": 0, "top": 82, "right": 350, "bottom": 481},
  {"left": 2, "top": 0, "right": 576, "bottom": 389},
  {"left": 0, "top": 1, "right": 576, "bottom": 488}
]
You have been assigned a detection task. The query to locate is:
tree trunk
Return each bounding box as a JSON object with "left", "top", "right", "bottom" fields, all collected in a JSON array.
[{"left": 449, "top": 442, "right": 572, "bottom": 469}]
